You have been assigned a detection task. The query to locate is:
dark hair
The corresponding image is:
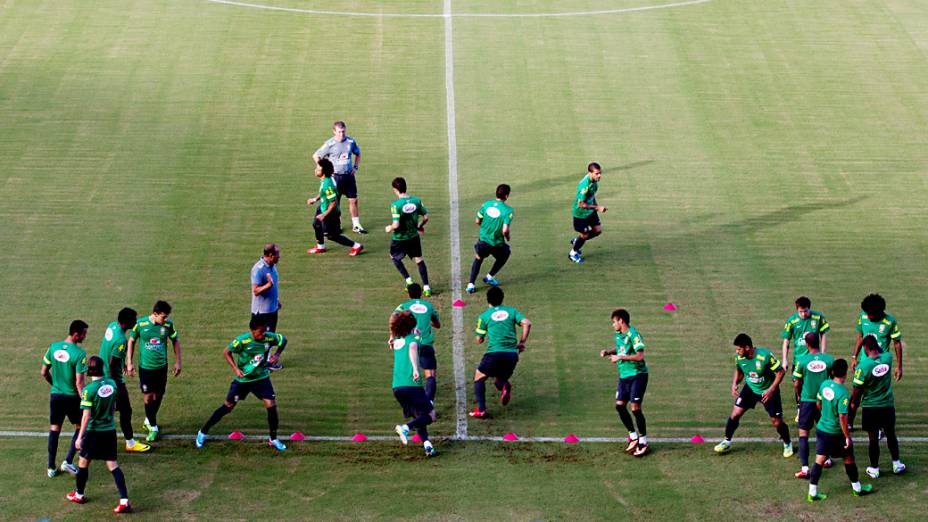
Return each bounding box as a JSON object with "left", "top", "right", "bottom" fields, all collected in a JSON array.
[
  {"left": 153, "top": 300, "right": 172, "bottom": 315},
  {"left": 588, "top": 162, "right": 601, "bottom": 173},
  {"left": 333, "top": 120, "right": 346, "bottom": 130},
  {"left": 318, "top": 158, "right": 334, "bottom": 177},
  {"left": 795, "top": 296, "right": 811, "bottom": 309},
  {"left": 611, "top": 309, "right": 630, "bottom": 324},
  {"left": 117, "top": 308, "right": 137, "bottom": 329},
  {"left": 733, "top": 333, "right": 753, "bottom": 348},
  {"left": 861, "top": 293, "right": 886, "bottom": 321},
  {"left": 249, "top": 315, "right": 268, "bottom": 331},
  {"left": 804, "top": 332, "right": 820, "bottom": 350},
  {"left": 832, "top": 358, "right": 848, "bottom": 378},
  {"left": 390, "top": 311, "right": 417, "bottom": 338},
  {"left": 87, "top": 355, "right": 104, "bottom": 377},
  {"left": 263, "top": 243, "right": 280, "bottom": 256},
  {"left": 69, "top": 320, "right": 89, "bottom": 336},
  {"left": 486, "top": 286, "right": 504, "bottom": 306},
  {"left": 392, "top": 177, "right": 407, "bottom": 193},
  {"left": 862, "top": 334, "right": 881, "bottom": 353},
  {"left": 496, "top": 184, "right": 511, "bottom": 199},
  {"left": 407, "top": 283, "right": 422, "bottom": 299}
]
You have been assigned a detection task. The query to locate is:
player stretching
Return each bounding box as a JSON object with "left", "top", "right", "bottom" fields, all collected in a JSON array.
[
  {"left": 66, "top": 356, "right": 133, "bottom": 513},
  {"left": 389, "top": 311, "right": 437, "bottom": 458},
  {"left": 42, "top": 320, "right": 88, "bottom": 478},
  {"left": 850, "top": 335, "right": 905, "bottom": 478},
  {"left": 385, "top": 177, "right": 431, "bottom": 296},
  {"left": 99, "top": 308, "right": 150, "bottom": 453},
  {"left": 394, "top": 284, "right": 441, "bottom": 403},
  {"left": 196, "top": 317, "right": 288, "bottom": 451},
  {"left": 792, "top": 332, "right": 833, "bottom": 478},
  {"left": 469, "top": 287, "right": 532, "bottom": 418},
  {"left": 466, "top": 184, "right": 514, "bottom": 293},
  {"left": 714, "top": 334, "right": 793, "bottom": 457},
  {"left": 600, "top": 309, "right": 650, "bottom": 457},
  {"left": 306, "top": 158, "right": 363, "bottom": 255},
  {"left": 126, "top": 300, "right": 181, "bottom": 442},
  {"left": 806, "top": 359, "right": 873, "bottom": 502},
  {"left": 569, "top": 162, "right": 607, "bottom": 264}
]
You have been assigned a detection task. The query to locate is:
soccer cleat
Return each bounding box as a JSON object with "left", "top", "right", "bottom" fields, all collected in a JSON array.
[
  {"left": 465, "top": 283, "right": 476, "bottom": 294},
  {"left": 625, "top": 438, "right": 639, "bottom": 453},
  {"left": 268, "top": 362, "right": 283, "bottom": 371},
  {"left": 794, "top": 469, "right": 809, "bottom": 479},
  {"left": 268, "top": 438, "right": 287, "bottom": 451},
  {"left": 500, "top": 382, "right": 512, "bottom": 406},
  {"left": 47, "top": 468, "right": 59, "bottom": 478},
  {"left": 783, "top": 442, "right": 794, "bottom": 458},
  {"left": 306, "top": 246, "right": 327, "bottom": 254},
  {"left": 146, "top": 428, "right": 159, "bottom": 442},
  {"left": 893, "top": 462, "right": 906, "bottom": 475},
  {"left": 125, "top": 441, "right": 151, "bottom": 453},
  {"left": 422, "top": 286, "right": 432, "bottom": 297},
  {"left": 806, "top": 492, "right": 828, "bottom": 502},
  {"left": 853, "top": 484, "right": 874, "bottom": 497},
  {"left": 568, "top": 252, "right": 584, "bottom": 264},
  {"left": 66, "top": 491, "right": 87, "bottom": 504},
  {"left": 60, "top": 462, "right": 78, "bottom": 475},
  {"left": 394, "top": 425, "right": 410, "bottom": 446},
  {"left": 352, "top": 225, "right": 368, "bottom": 234},
  {"left": 114, "top": 501, "right": 133, "bottom": 513},
  {"left": 714, "top": 439, "right": 732, "bottom": 454},
  {"left": 424, "top": 445, "right": 438, "bottom": 458},
  {"left": 865, "top": 467, "right": 880, "bottom": 479},
  {"left": 569, "top": 238, "right": 582, "bottom": 255},
  {"left": 468, "top": 408, "right": 487, "bottom": 419},
  {"left": 195, "top": 431, "right": 207, "bottom": 449},
  {"left": 483, "top": 275, "right": 499, "bottom": 287},
  {"left": 633, "top": 444, "right": 650, "bottom": 458},
  {"left": 348, "top": 244, "right": 364, "bottom": 257},
  {"left": 823, "top": 458, "right": 833, "bottom": 468}
]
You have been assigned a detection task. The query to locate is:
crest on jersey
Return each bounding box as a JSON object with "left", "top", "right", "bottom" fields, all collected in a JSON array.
[
  {"left": 807, "top": 360, "right": 827, "bottom": 373},
  {"left": 811, "top": 321, "right": 817, "bottom": 328},
  {"left": 410, "top": 304, "right": 428, "bottom": 314},
  {"left": 105, "top": 328, "right": 114, "bottom": 341},
  {"left": 160, "top": 327, "right": 166, "bottom": 335},
  {"left": 491, "top": 310, "right": 510, "bottom": 321},
  {"left": 98, "top": 384, "right": 115, "bottom": 398},
  {"left": 879, "top": 325, "right": 885, "bottom": 333},
  {"left": 485, "top": 206, "right": 502, "bottom": 218},
  {"left": 393, "top": 338, "right": 407, "bottom": 350},
  {"left": 872, "top": 364, "right": 890, "bottom": 377},
  {"left": 755, "top": 361, "right": 762, "bottom": 370},
  {"left": 53, "top": 350, "right": 70, "bottom": 363},
  {"left": 821, "top": 386, "right": 835, "bottom": 401},
  {"left": 402, "top": 203, "right": 417, "bottom": 214}
]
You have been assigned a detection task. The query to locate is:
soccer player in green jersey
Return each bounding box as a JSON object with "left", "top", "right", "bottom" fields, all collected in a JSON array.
[
  {"left": 782, "top": 296, "right": 830, "bottom": 424},
  {"left": 394, "top": 283, "right": 441, "bottom": 402},
  {"left": 306, "top": 158, "right": 363, "bottom": 256},
  {"left": 196, "top": 316, "right": 289, "bottom": 451},
  {"left": 389, "top": 311, "right": 437, "bottom": 457},
  {"left": 792, "top": 332, "right": 834, "bottom": 478},
  {"left": 849, "top": 293, "right": 903, "bottom": 430},
  {"left": 569, "top": 162, "right": 607, "bottom": 264},
  {"left": 66, "top": 356, "right": 133, "bottom": 513},
  {"left": 850, "top": 335, "right": 905, "bottom": 478},
  {"left": 466, "top": 184, "right": 514, "bottom": 293},
  {"left": 99, "top": 308, "right": 150, "bottom": 453},
  {"left": 469, "top": 287, "right": 532, "bottom": 418},
  {"left": 806, "top": 359, "right": 873, "bottom": 502},
  {"left": 714, "top": 333, "right": 793, "bottom": 457},
  {"left": 126, "top": 300, "right": 181, "bottom": 442},
  {"left": 600, "top": 309, "right": 650, "bottom": 457},
  {"left": 41, "top": 320, "right": 88, "bottom": 478},
  {"left": 385, "top": 177, "right": 431, "bottom": 296}
]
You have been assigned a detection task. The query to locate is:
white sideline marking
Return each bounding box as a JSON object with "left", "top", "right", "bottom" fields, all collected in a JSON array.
[{"left": 206, "top": 0, "right": 712, "bottom": 18}]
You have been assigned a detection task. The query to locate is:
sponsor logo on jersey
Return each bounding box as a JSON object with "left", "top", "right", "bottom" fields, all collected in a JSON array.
[
  {"left": 410, "top": 303, "right": 428, "bottom": 314},
  {"left": 807, "top": 360, "right": 828, "bottom": 373},
  {"left": 485, "top": 206, "right": 502, "bottom": 218},
  {"left": 821, "top": 386, "right": 835, "bottom": 401},
  {"left": 402, "top": 203, "right": 417, "bottom": 214},
  {"left": 253, "top": 354, "right": 264, "bottom": 362},
  {"left": 393, "top": 338, "right": 407, "bottom": 350},
  {"left": 148, "top": 338, "right": 162, "bottom": 345},
  {"left": 872, "top": 364, "right": 890, "bottom": 377},
  {"left": 98, "top": 384, "right": 115, "bottom": 398},
  {"left": 53, "top": 349, "right": 70, "bottom": 363},
  {"left": 491, "top": 310, "right": 510, "bottom": 321},
  {"left": 105, "top": 328, "right": 114, "bottom": 341}
]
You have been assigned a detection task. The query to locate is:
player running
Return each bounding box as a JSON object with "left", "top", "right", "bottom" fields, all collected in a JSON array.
[
  {"left": 126, "top": 300, "right": 181, "bottom": 442},
  {"left": 568, "top": 162, "right": 607, "bottom": 264},
  {"left": 600, "top": 309, "right": 650, "bottom": 457},
  {"left": 385, "top": 177, "right": 431, "bottom": 296},
  {"left": 99, "top": 308, "right": 150, "bottom": 453},
  {"left": 806, "top": 359, "right": 873, "bottom": 502},
  {"left": 466, "top": 184, "right": 514, "bottom": 293},
  {"left": 792, "top": 332, "right": 833, "bottom": 478},
  {"left": 196, "top": 317, "right": 289, "bottom": 451},
  {"left": 469, "top": 287, "right": 532, "bottom": 418},
  {"left": 306, "top": 158, "right": 363, "bottom": 256},
  {"left": 782, "top": 296, "right": 831, "bottom": 423},
  {"left": 394, "top": 284, "right": 441, "bottom": 403},
  {"left": 41, "top": 320, "right": 88, "bottom": 478},
  {"left": 714, "top": 333, "right": 793, "bottom": 457},
  {"left": 850, "top": 335, "right": 905, "bottom": 478},
  {"left": 66, "top": 356, "right": 133, "bottom": 513},
  {"left": 389, "top": 311, "right": 437, "bottom": 458}
]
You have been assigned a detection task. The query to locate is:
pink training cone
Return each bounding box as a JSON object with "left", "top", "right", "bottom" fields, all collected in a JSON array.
[
  {"left": 452, "top": 299, "right": 466, "bottom": 307},
  {"left": 663, "top": 302, "right": 678, "bottom": 311},
  {"left": 690, "top": 434, "right": 705, "bottom": 444},
  {"left": 289, "top": 432, "right": 305, "bottom": 441},
  {"left": 228, "top": 431, "right": 245, "bottom": 441},
  {"left": 352, "top": 433, "right": 368, "bottom": 442},
  {"left": 564, "top": 434, "right": 580, "bottom": 444},
  {"left": 410, "top": 433, "right": 422, "bottom": 443},
  {"left": 502, "top": 432, "right": 519, "bottom": 441}
]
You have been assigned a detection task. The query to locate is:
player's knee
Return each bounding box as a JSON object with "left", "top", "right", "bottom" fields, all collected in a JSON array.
[
  {"left": 223, "top": 400, "right": 236, "bottom": 410},
  {"left": 771, "top": 416, "right": 782, "bottom": 427},
  {"left": 50, "top": 425, "right": 61, "bottom": 432},
  {"left": 264, "top": 400, "right": 277, "bottom": 409},
  {"left": 414, "top": 257, "right": 424, "bottom": 264},
  {"left": 429, "top": 410, "right": 437, "bottom": 422},
  {"left": 630, "top": 403, "right": 641, "bottom": 412}
]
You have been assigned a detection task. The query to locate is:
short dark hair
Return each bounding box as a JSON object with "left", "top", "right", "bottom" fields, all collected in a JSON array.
[
  {"left": 611, "top": 309, "right": 630, "bottom": 324},
  {"left": 733, "top": 333, "right": 753, "bottom": 348},
  {"left": 264, "top": 243, "right": 280, "bottom": 256},
  {"left": 333, "top": 120, "right": 346, "bottom": 130},
  {"left": 588, "top": 162, "right": 601, "bottom": 173},
  {"left": 69, "top": 320, "right": 89, "bottom": 336},
  {"left": 795, "top": 296, "right": 811, "bottom": 309},
  {"left": 117, "top": 308, "right": 137, "bottom": 329},
  {"left": 249, "top": 315, "right": 268, "bottom": 331},
  {"left": 832, "top": 358, "right": 848, "bottom": 378},
  {"left": 487, "top": 286, "right": 504, "bottom": 306},
  {"left": 861, "top": 293, "right": 886, "bottom": 321},
  {"left": 496, "top": 184, "right": 511, "bottom": 199},
  {"left": 862, "top": 334, "right": 881, "bottom": 353},
  {"left": 87, "top": 355, "right": 104, "bottom": 377},
  {"left": 318, "top": 158, "right": 334, "bottom": 177},
  {"left": 804, "top": 332, "right": 820, "bottom": 350},
  {"left": 407, "top": 283, "right": 422, "bottom": 299},
  {"left": 390, "top": 311, "right": 417, "bottom": 338},
  {"left": 392, "top": 177, "right": 407, "bottom": 193},
  {"left": 153, "top": 300, "right": 172, "bottom": 315}
]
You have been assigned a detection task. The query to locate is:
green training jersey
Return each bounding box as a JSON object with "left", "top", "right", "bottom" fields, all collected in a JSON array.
[
  {"left": 80, "top": 377, "right": 118, "bottom": 432},
  {"left": 99, "top": 321, "right": 128, "bottom": 384},
  {"left": 615, "top": 326, "right": 648, "bottom": 379},
  {"left": 391, "top": 332, "right": 422, "bottom": 388},
  {"left": 855, "top": 311, "right": 901, "bottom": 353},
  {"left": 477, "top": 199, "right": 514, "bottom": 247},
  {"left": 228, "top": 331, "right": 287, "bottom": 383},
  {"left": 853, "top": 351, "right": 894, "bottom": 408},
  {"left": 781, "top": 310, "right": 831, "bottom": 359},
  {"left": 792, "top": 352, "right": 835, "bottom": 402},
  {"left": 318, "top": 176, "right": 339, "bottom": 213},
  {"left": 43, "top": 341, "right": 88, "bottom": 396},
  {"left": 394, "top": 299, "right": 439, "bottom": 347},
  {"left": 475, "top": 305, "right": 526, "bottom": 354},
  {"left": 390, "top": 196, "right": 427, "bottom": 241},
  {"left": 736, "top": 347, "right": 781, "bottom": 395},
  {"left": 571, "top": 174, "right": 598, "bottom": 219},
  {"left": 128, "top": 317, "right": 178, "bottom": 370},
  {"left": 816, "top": 379, "right": 850, "bottom": 435}
]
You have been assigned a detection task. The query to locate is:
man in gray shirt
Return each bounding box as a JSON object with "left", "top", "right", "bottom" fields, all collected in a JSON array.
[
  {"left": 313, "top": 121, "right": 366, "bottom": 234},
  {"left": 251, "top": 243, "right": 281, "bottom": 333}
]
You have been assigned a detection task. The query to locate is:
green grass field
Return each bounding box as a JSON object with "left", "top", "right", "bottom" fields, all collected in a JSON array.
[{"left": 2, "top": 0, "right": 927, "bottom": 519}]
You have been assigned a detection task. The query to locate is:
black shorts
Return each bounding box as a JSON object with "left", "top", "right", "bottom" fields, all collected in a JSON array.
[
  {"left": 333, "top": 173, "right": 358, "bottom": 199},
  {"left": 251, "top": 310, "right": 279, "bottom": 332},
  {"left": 390, "top": 236, "right": 423, "bottom": 260},
  {"left": 572, "top": 212, "right": 601, "bottom": 233},
  {"left": 474, "top": 241, "right": 510, "bottom": 260},
  {"left": 79, "top": 430, "right": 118, "bottom": 462},
  {"left": 139, "top": 366, "right": 168, "bottom": 395},
  {"left": 115, "top": 381, "right": 132, "bottom": 414},
  {"left": 616, "top": 373, "right": 649, "bottom": 404},
  {"left": 798, "top": 401, "right": 820, "bottom": 431},
  {"left": 393, "top": 386, "right": 432, "bottom": 419},
  {"left": 477, "top": 351, "right": 519, "bottom": 381},
  {"left": 49, "top": 394, "right": 82, "bottom": 426},
  {"left": 314, "top": 207, "right": 343, "bottom": 237},
  {"left": 861, "top": 406, "right": 896, "bottom": 433},
  {"left": 815, "top": 430, "right": 852, "bottom": 460},
  {"left": 418, "top": 345, "right": 437, "bottom": 370},
  {"left": 734, "top": 386, "right": 783, "bottom": 418},
  {"left": 226, "top": 378, "right": 276, "bottom": 403}
]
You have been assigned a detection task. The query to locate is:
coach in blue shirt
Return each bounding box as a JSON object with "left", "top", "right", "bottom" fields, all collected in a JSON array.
[{"left": 251, "top": 243, "right": 281, "bottom": 334}]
